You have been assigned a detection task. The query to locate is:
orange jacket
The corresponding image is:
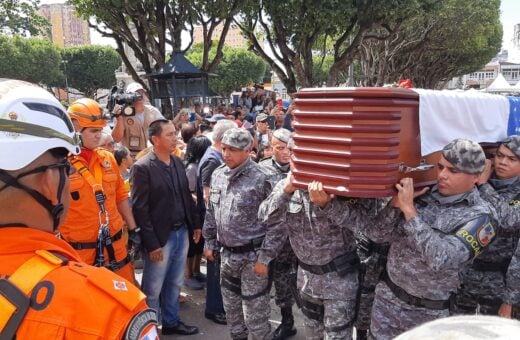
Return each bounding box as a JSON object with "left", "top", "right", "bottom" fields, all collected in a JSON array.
[
  {"left": 0, "top": 227, "right": 157, "bottom": 339},
  {"left": 59, "top": 148, "right": 129, "bottom": 267}
]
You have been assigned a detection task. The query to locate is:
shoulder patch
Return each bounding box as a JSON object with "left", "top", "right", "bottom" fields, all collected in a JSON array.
[
  {"left": 454, "top": 215, "right": 496, "bottom": 259},
  {"left": 68, "top": 262, "right": 145, "bottom": 311},
  {"left": 124, "top": 308, "right": 158, "bottom": 340}
]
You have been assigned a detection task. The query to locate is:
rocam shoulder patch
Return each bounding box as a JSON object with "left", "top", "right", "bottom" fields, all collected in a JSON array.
[
  {"left": 455, "top": 214, "right": 496, "bottom": 259},
  {"left": 124, "top": 308, "right": 158, "bottom": 340}
]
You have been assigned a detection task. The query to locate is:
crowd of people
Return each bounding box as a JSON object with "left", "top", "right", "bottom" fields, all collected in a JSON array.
[{"left": 2, "top": 78, "right": 520, "bottom": 340}]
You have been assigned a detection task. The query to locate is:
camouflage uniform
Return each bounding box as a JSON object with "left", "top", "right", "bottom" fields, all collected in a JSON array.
[
  {"left": 259, "top": 184, "right": 378, "bottom": 340},
  {"left": 456, "top": 176, "right": 520, "bottom": 315},
  {"left": 203, "top": 128, "right": 274, "bottom": 340},
  {"left": 258, "top": 129, "right": 297, "bottom": 313},
  {"left": 353, "top": 198, "right": 390, "bottom": 339},
  {"left": 363, "top": 139, "right": 498, "bottom": 339},
  {"left": 457, "top": 136, "right": 520, "bottom": 317},
  {"left": 504, "top": 234, "right": 520, "bottom": 317}
]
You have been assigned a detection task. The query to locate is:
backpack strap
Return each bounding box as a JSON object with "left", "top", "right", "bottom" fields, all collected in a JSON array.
[{"left": 0, "top": 250, "right": 65, "bottom": 339}]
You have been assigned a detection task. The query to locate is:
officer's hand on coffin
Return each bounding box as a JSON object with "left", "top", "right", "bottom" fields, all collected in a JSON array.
[
  {"left": 393, "top": 178, "right": 427, "bottom": 220},
  {"left": 308, "top": 181, "right": 334, "bottom": 209}
]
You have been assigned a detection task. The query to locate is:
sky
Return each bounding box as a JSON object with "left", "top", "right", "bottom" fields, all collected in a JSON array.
[
  {"left": 500, "top": 0, "right": 520, "bottom": 51},
  {"left": 40, "top": 0, "right": 520, "bottom": 52}
]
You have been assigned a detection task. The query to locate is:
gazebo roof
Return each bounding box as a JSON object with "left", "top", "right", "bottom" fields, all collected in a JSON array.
[{"left": 147, "top": 52, "right": 205, "bottom": 78}]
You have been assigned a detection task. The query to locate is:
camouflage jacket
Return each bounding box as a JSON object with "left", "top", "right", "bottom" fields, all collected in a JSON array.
[
  {"left": 257, "top": 157, "right": 290, "bottom": 188},
  {"left": 258, "top": 180, "right": 383, "bottom": 266},
  {"left": 202, "top": 157, "right": 274, "bottom": 264},
  {"left": 362, "top": 186, "right": 497, "bottom": 301},
  {"left": 259, "top": 181, "right": 382, "bottom": 299},
  {"left": 479, "top": 175, "right": 520, "bottom": 305}
]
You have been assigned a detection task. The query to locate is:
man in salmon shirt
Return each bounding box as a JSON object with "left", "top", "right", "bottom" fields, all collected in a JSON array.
[
  {"left": 0, "top": 79, "right": 158, "bottom": 339},
  {"left": 58, "top": 98, "right": 140, "bottom": 283}
]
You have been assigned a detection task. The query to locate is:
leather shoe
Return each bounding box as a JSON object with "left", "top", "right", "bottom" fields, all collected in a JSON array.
[
  {"left": 162, "top": 321, "right": 199, "bottom": 335},
  {"left": 205, "top": 312, "right": 227, "bottom": 325}
]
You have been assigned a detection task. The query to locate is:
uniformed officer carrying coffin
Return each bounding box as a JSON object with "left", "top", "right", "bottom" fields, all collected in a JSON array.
[
  {"left": 259, "top": 173, "right": 380, "bottom": 339},
  {"left": 460, "top": 135, "right": 520, "bottom": 318},
  {"left": 360, "top": 139, "right": 498, "bottom": 339},
  {"left": 258, "top": 129, "right": 298, "bottom": 340}
]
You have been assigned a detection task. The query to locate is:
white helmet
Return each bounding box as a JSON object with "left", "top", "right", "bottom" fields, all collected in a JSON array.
[{"left": 0, "top": 79, "right": 80, "bottom": 171}]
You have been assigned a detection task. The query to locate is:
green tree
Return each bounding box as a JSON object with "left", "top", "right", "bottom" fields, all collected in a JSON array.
[
  {"left": 236, "top": 0, "right": 437, "bottom": 93},
  {"left": 69, "top": 0, "right": 241, "bottom": 116},
  {"left": 187, "top": 43, "right": 266, "bottom": 98},
  {"left": 0, "top": 0, "right": 49, "bottom": 37},
  {"left": 358, "top": 0, "right": 502, "bottom": 88},
  {"left": 62, "top": 45, "right": 121, "bottom": 99},
  {"left": 70, "top": 0, "right": 240, "bottom": 87},
  {"left": 0, "top": 35, "right": 62, "bottom": 85}
]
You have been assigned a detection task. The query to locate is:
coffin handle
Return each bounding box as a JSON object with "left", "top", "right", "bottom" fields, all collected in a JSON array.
[{"left": 399, "top": 160, "right": 435, "bottom": 173}]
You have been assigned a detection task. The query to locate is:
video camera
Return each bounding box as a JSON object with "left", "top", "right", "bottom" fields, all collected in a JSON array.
[{"left": 107, "top": 86, "right": 142, "bottom": 117}]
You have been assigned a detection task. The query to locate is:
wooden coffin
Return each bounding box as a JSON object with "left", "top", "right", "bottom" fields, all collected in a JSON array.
[{"left": 292, "top": 87, "right": 439, "bottom": 198}]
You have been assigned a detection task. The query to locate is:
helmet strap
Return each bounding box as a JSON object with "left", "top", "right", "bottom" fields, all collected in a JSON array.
[{"left": 0, "top": 168, "right": 66, "bottom": 231}]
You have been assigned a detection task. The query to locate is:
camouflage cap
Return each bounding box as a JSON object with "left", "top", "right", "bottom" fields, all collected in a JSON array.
[
  {"left": 272, "top": 128, "right": 292, "bottom": 144},
  {"left": 221, "top": 128, "right": 252, "bottom": 150},
  {"left": 287, "top": 138, "right": 295, "bottom": 150},
  {"left": 256, "top": 113, "right": 269, "bottom": 122},
  {"left": 442, "top": 138, "right": 486, "bottom": 174},
  {"left": 500, "top": 135, "right": 520, "bottom": 159}
]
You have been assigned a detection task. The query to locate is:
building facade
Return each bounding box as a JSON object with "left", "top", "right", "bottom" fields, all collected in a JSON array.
[
  {"left": 38, "top": 4, "right": 90, "bottom": 47},
  {"left": 192, "top": 23, "right": 248, "bottom": 49}
]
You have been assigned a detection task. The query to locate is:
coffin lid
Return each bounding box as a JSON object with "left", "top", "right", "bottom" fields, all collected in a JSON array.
[{"left": 295, "top": 87, "right": 419, "bottom": 100}]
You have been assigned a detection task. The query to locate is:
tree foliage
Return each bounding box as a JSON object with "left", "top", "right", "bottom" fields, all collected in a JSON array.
[
  {"left": 69, "top": 0, "right": 240, "bottom": 89},
  {"left": 69, "top": 0, "right": 242, "bottom": 116},
  {"left": 0, "top": 0, "right": 49, "bottom": 37},
  {"left": 62, "top": 45, "right": 121, "bottom": 99},
  {"left": 358, "top": 0, "right": 502, "bottom": 88},
  {"left": 236, "top": 0, "right": 437, "bottom": 93},
  {"left": 0, "top": 35, "right": 62, "bottom": 85},
  {"left": 187, "top": 43, "right": 266, "bottom": 98}
]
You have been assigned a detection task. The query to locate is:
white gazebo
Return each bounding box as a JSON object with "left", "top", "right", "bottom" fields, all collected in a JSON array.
[
  {"left": 485, "top": 73, "right": 513, "bottom": 93},
  {"left": 484, "top": 73, "right": 518, "bottom": 93}
]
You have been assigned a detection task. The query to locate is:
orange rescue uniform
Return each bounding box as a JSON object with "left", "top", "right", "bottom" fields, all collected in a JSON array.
[
  {"left": 0, "top": 227, "right": 157, "bottom": 339},
  {"left": 59, "top": 148, "right": 134, "bottom": 282}
]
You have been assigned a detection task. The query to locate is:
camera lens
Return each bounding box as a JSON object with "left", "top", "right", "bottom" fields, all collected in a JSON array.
[{"left": 123, "top": 106, "right": 134, "bottom": 116}]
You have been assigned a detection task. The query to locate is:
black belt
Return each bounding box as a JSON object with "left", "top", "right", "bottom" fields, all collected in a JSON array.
[
  {"left": 473, "top": 259, "right": 510, "bottom": 273},
  {"left": 383, "top": 272, "right": 451, "bottom": 310},
  {"left": 68, "top": 229, "right": 123, "bottom": 250},
  {"left": 223, "top": 237, "right": 264, "bottom": 254},
  {"left": 298, "top": 251, "right": 359, "bottom": 275},
  {"left": 172, "top": 222, "right": 185, "bottom": 231}
]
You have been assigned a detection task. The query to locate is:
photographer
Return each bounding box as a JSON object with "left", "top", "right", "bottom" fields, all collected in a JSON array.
[{"left": 111, "top": 82, "right": 165, "bottom": 157}]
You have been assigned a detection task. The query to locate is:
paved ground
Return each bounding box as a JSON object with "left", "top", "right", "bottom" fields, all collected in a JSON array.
[{"left": 135, "top": 260, "right": 307, "bottom": 340}]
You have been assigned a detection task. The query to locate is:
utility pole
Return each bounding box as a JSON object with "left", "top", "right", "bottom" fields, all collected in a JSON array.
[{"left": 62, "top": 60, "right": 70, "bottom": 104}]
